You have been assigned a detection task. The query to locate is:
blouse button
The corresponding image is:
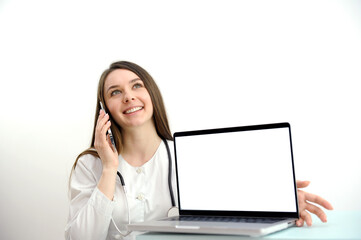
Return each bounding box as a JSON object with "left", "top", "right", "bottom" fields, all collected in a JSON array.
[
  {"left": 136, "top": 168, "right": 142, "bottom": 174},
  {"left": 136, "top": 193, "right": 145, "bottom": 201},
  {"left": 114, "top": 234, "right": 121, "bottom": 239}
]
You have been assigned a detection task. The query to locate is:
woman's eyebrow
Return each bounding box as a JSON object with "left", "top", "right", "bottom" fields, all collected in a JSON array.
[
  {"left": 106, "top": 78, "right": 142, "bottom": 93},
  {"left": 106, "top": 85, "right": 119, "bottom": 93},
  {"left": 129, "top": 78, "right": 142, "bottom": 83}
]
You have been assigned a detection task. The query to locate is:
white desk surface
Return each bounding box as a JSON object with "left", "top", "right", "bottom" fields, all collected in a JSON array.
[{"left": 136, "top": 211, "right": 361, "bottom": 240}]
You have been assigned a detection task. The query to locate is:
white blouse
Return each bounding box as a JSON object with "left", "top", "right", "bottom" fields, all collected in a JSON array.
[{"left": 65, "top": 140, "right": 177, "bottom": 240}]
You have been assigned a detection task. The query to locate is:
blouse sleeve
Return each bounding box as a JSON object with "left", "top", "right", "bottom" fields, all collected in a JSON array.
[{"left": 65, "top": 155, "right": 115, "bottom": 240}]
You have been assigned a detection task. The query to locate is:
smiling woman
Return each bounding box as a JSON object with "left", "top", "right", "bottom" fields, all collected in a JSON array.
[
  {"left": 66, "top": 61, "right": 175, "bottom": 240},
  {"left": 65, "top": 61, "right": 333, "bottom": 240}
]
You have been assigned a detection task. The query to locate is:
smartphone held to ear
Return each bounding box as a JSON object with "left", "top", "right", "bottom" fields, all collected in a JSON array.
[{"left": 99, "top": 101, "right": 116, "bottom": 149}]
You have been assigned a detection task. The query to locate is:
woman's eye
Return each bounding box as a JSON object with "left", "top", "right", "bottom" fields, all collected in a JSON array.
[
  {"left": 133, "top": 83, "right": 143, "bottom": 89},
  {"left": 111, "top": 90, "right": 121, "bottom": 96}
]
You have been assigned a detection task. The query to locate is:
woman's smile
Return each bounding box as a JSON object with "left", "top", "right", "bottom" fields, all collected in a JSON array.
[{"left": 123, "top": 106, "right": 144, "bottom": 115}]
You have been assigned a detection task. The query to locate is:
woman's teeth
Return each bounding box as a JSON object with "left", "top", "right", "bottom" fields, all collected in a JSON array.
[{"left": 125, "top": 107, "right": 143, "bottom": 114}]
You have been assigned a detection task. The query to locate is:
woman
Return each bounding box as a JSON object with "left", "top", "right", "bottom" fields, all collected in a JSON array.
[{"left": 65, "top": 61, "right": 333, "bottom": 240}]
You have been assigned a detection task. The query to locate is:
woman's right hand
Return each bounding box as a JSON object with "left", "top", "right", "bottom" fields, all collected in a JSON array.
[{"left": 94, "top": 109, "right": 119, "bottom": 171}]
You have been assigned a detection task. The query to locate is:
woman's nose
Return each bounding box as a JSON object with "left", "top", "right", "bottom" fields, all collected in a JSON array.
[{"left": 123, "top": 91, "right": 135, "bottom": 103}]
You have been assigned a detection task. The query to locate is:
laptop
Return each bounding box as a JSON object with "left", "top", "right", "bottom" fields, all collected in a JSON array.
[{"left": 128, "top": 122, "right": 299, "bottom": 236}]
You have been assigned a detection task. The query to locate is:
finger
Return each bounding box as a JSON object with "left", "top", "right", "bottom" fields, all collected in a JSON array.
[
  {"left": 95, "top": 117, "right": 111, "bottom": 146},
  {"left": 100, "top": 119, "right": 111, "bottom": 137},
  {"left": 296, "top": 180, "right": 311, "bottom": 188},
  {"left": 296, "top": 218, "right": 304, "bottom": 227},
  {"left": 97, "top": 113, "right": 110, "bottom": 132},
  {"left": 300, "top": 210, "right": 312, "bottom": 226},
  {"left": 305, "top": 192, "right": 334, "bottom": 210},
  {"left": 96, "top": 109, "right": 106, "bottom": 125},
  {"left": 96, "top": 111, "right": 108, "bottom": 134},
  {"left": 305, "top": 202, "right": 327, "bottom": 222}
]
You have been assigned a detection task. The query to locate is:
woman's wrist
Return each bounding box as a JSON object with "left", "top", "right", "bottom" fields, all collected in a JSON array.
[
  {"left": 102, "top": 166, "right": 118, "bottom": 175},
  {"left": 98, "top": 168, "right": 118, "bottom": 200}
]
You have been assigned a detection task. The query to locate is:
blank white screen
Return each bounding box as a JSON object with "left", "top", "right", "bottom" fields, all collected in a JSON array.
[{"left": 175, "top": 127, "right": 297, "bottom": 212}]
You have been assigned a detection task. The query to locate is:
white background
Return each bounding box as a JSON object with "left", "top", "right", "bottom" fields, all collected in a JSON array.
[{"left": 0, "top": 0, "right": 360, "bottom": 239}]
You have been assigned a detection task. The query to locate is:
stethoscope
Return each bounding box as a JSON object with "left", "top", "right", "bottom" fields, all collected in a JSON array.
[{"left": 111, "top": 138, "right": 177, "bottom": 236}]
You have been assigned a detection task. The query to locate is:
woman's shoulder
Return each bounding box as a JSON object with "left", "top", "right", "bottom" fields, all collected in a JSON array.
[
  {"left": 76, "top": 150, "right": 102, "bottom": 172},
  {"left": 166, "top": 139, "right": 174, "bottom": 150},
  {"left": 159, "top": 139, "right": 175, "bottom": 162},
  {"left": 161, "top": 139, "right": 173, "bottom": 153},
  {"left": 70, "top": 151, "right": 103, "bottom": 189}
]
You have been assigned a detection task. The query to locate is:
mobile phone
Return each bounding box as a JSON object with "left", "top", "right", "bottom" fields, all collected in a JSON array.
[{"left": 99, "top": 101, "right": 116, "bottom": 148}]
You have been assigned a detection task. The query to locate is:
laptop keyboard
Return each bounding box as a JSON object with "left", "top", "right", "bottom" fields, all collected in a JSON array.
[{"left": 167, "top": 216, "right": 285, "bottom": 224}]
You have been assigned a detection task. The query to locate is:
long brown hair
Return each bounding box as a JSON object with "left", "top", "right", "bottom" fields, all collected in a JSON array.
[{"left": 70, "top": 61, "right": 172, "bottom": 177}]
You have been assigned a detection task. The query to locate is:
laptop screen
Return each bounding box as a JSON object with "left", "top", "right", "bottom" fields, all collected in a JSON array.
[{"left": 174, "top": 123, "right": 298, "bottom": 217}]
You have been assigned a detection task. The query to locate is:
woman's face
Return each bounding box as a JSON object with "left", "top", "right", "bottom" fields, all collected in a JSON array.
[{"left": 103, "top": 69, "right": 154, "bottom": 131}]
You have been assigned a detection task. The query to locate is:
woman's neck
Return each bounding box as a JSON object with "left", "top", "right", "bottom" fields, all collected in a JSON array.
[{"left": 120, "top": 123, "right": 162, "bottom": 167}]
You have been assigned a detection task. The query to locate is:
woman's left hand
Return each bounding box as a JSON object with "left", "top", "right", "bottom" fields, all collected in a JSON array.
[{"left": 296, "top": 180, "right": 334, "bottom": 227}]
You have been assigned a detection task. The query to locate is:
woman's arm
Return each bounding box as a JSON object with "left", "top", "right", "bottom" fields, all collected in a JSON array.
[
  {"left": 65, "top": 110, "right": 120, "bottom": 239},
  {"left": 65, "top": 157, "right": 115, "bottom": 240},
  {"left": 94, "top": 110, "right": 119, "bottom": 200}
]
